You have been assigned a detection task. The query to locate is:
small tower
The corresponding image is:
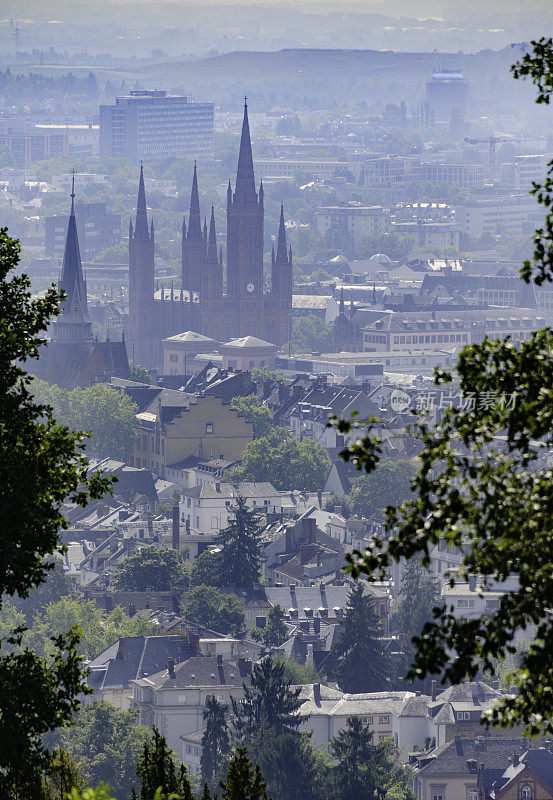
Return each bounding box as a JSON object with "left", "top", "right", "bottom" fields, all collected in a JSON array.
[
  {"left": 128, "top": 164, "right": 155, "bottom": 367},
  {"left": 201, "top": 205, "right": 223, "bottom": 341},
  {"left": 272, "top": 203, "right": 293, "bottom": 303},
  {"left": 51, "top": 174, "right": 94, "bottom": 347},
  {"left": 182, "top": 162, "right": 206, "bottom": 295}
]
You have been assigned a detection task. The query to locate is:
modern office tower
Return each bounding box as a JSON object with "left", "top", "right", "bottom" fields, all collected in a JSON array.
[
  {"left": 99, "top": 90, "right": 213, "bottom": 163},
  {"left": 426, "top": 68, "right": 469, "bottom": 124}
]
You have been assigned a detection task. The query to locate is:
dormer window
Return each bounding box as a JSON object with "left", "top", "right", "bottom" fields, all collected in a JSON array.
[{"left": 522, "top": 787, "right": 532, "bottom": 799}]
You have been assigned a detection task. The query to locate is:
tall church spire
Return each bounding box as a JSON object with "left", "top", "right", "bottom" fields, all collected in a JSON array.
[
  {"left": 134, "top": 163, "right": 149, "bottom": 240},
  {"left": 53, "top": 176, "right": 93, "bottom": 346},
  {"left": 188, "top": 162, "right": 202, "bottom": 240},
  {"left": 275, "top": 203, "right": 288, "bottom": 264},
  {"left": 234, "top": 98, "right": 257, "bottom": 204},
  {"left": 207, "top": 205, "right": 218, "bottom": 264},
  {"left": 58, "top": 174, "right": 88, "bottom": 319}
]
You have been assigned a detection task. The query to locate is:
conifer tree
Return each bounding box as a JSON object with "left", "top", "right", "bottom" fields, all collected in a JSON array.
[
  {"left": 232, "top": 656, "right": 305, "bottom": 738},
  {"left": 217, "top": 497, "right": 263, "bottom": 586},
  {"left": 332, "top": 584, "right": 389, "bottom": 693},
  {"left": 136, "top": 728, "right": 193, "bottom": 800},
  {"left": 201, "top": 695, "right": 230, "bottom": 786},
  {"left": 219, "top": 748, "right": 270, "bottom": 800}
]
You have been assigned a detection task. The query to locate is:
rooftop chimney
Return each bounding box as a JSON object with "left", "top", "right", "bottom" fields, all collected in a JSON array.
[
  {"left": 431, "top": 680, "right": 438, "bottom": 701},
  {"left": 172, "top": 504, "right": 180, "bottom": 550},
  {"left": 117, "top": 638, "right": 127, "bottom": 661},
  {"left": 313, "top": 683, "right": 321, "bottom": 704},
  {"left": 168, "top": 657, "right": 175, "bottom": 678},
  {"left": 217, "top": 654, "right": 223, "bottom": 665}
]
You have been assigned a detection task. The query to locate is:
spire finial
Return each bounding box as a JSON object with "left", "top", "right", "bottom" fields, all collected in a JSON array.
[{"left": 70, "top": 168, "right": 75, "bottom": 214}]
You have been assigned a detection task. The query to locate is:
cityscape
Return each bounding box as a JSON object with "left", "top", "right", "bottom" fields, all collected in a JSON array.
[{"left": 2, "top": 1, "right": 553, "bottom": 799}]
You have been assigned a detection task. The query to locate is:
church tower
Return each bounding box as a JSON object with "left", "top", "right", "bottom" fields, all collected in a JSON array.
[
  {"left": 200, "top": 205, "right": 223, "bottom": 341},
  {"left": 128, "top": 164, "right": 155, "bottom": 367},
  {"left": 226, "top": 99, "right": 264, "bottom": 336},
  {"left": 51, "top": 176, "right": 94, "bottom": 348},
  {"left": 181, "top": 162, "right": 205, "bottom": 296}
]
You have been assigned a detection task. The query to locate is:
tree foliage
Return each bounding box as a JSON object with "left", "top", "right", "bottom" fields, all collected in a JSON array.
[
  {"left": 136, "top": 727, "right": 193, "bottom": 800},
  {"left": 332, "top": 584, "right": 389, "bottom": 694},
  {"left": 292, "top": 315, "right": 333, "bottom": 354},
  {"left": 201, "top": 695, "right": 230, "bottom": 787},
  {"left": 181, "top": 585, "right": 246, "bottom": 635},
  {"left": 31, "top": 379, "right": 139, "bottom": 461},
  {"left": 231, "top": 429, "right": 330, "bottom": 492},
  {"left": 329, "top": 717, "right": 414, "bottom": 800},
  {"left": 252, "top": 605, "right": 289, "bottom": 649},
  {"left": 60, "top": 700, "right": 150, "bottom": 799},
  {"left": 0, "top": 228, "right": 111, "bottom": 797},
  {"left": 348, "top": 460, "right": 417, "bottom": 518},
  {"left": 25, "top": 595, "right": 155, "bottom": 660},
  {"left": 216, "top": 497, "right": 264, "bottom": 587},
  {"left": 230, "top": 395, "right": 273, "bottom": 438},
  {"left": 331, "top": 40, "right": 553, "bottom": 737},
  {"left": 113, "top": 546, "right": 187, "bottom": 592}
]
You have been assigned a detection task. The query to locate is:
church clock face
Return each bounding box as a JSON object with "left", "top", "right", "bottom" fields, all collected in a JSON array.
[{"left": 247, "top": 282, "right": 255, "bottom": 293}]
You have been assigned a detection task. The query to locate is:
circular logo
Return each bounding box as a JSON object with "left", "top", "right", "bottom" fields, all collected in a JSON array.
[
  {"left": 247, "top": 283, "right": 255, "bottom": 293},
  {"left": 390, "top": 389, "right": 411, "bottom": 413}
]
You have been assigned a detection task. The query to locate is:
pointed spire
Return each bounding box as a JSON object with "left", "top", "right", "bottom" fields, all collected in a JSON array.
[
  {"left": 339, "top": 286, "right": 345, "bottom": 315},
  {"left": 188, "top": 161, "right": 202, "bottom": 240},
  {"left": 134, "top": 163, "right": 149, "bottom": 239},
  {"left": 275, "top": 203, "right": 288, "bottom": 264},
  {"left": 207, "top": 205, "right": 218, "bottom": 264},
  {"left": 182, "top": 216, "right": 186, "bottom": 237},
  {"left": 227, "top": 178, "right": 232, "bottom": 207},
  {"left": 58, "top": 178, "right": 89, "bottom": 322},
  {"left": 259, "top": 179, "right": 264, "bottom": 205},
  {"left": 203, "top": 218, "right": 208, "bottom": 242},
  {"left": 234, "top": 98, "right": 257, "bottom": 204},
  {"left": 271, "top": 243, "right": 275, "bottom": 267},
  {"left": 150, "top": 218, "right": 154, "bottom": 242},
  {"left": 129, "top": 217, "right": 133, "bottom": 238}
]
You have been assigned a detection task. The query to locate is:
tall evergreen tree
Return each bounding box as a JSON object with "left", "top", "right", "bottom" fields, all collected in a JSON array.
[
  {"left": 332, "top": 584, "right": 389, "bottom": 693},
  {"left": 219, "top": 748, "right": 270, "bottom": 800},
  {"left": 393, "top": 559, "right": 439, "bottom": 688},
  {"left": 201, "top": 695, "right": 230, "bottom": 786},
  {"left": 136, "top": 727, "right": 193, "bottom": 800},
  {"left": 330, "top": 716, "right": 414, "bottom": 800},
  {"left": 232, "top": 656, "right": 305, "bottom": 738},
  {"left": 217, "top": 497, "right": 263, "bottom": 587}
]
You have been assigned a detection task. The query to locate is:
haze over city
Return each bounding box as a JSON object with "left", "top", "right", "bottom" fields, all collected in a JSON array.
[{"left": 2, "top": 1, "right": 553, "bottom": 799}]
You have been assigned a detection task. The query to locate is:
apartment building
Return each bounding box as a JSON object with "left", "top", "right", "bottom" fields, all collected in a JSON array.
[{"left": 316, "top": 205, "right": 391, "bottom": 247}]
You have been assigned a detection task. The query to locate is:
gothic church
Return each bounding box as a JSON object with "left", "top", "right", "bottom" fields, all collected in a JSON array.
[{"left": 127, "top": 101, "right": 293, "bottom": 370}]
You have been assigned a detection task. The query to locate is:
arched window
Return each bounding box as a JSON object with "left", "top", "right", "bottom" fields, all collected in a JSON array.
[{"left": 522, "top": 787, "right": 532, "bottom": 800}]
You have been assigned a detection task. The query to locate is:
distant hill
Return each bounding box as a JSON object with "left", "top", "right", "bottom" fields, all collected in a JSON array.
[{"left": 139, "top": 47, "right": 518, "bottom": 109}]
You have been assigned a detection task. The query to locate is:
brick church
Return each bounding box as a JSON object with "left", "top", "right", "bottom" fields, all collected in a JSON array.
[{"left": 127, "top": 100, "right": 293, "bottom": 370}]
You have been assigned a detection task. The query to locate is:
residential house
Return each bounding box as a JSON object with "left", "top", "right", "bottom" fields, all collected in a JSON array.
[
  {"left": 131, "top": 655, "right": 252, "bottom": 754},
  {"left": 478, "top": 747, "right": 553, "bottom": 799},
  {"left": 123, "top": 386, "right": 254, "bottom": 478},
  {"left": 298, "top": 682, "right": 415, "bottom": 748},
  {"left": 411, "top": 736, "right": 531, "bottom": 800},
  {"left": 179, "top": 481, "right": 281, "bottom": 533}
]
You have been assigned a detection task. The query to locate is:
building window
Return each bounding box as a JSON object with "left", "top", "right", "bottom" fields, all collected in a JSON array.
[
  {"left": 379, "top": 716, "right": 390, "bottom": 724},
  {"left": 521, "top": 787, "right": 532, "bottom": 799},
  {"left": 169, "top": 353, "right": 178, "bottom": 362},
  {"left": 205, "top": 422, "right": 214, "bottom": 434},
  {"left": 468, "top": 792, "right": 479, "bottom": 800}
]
